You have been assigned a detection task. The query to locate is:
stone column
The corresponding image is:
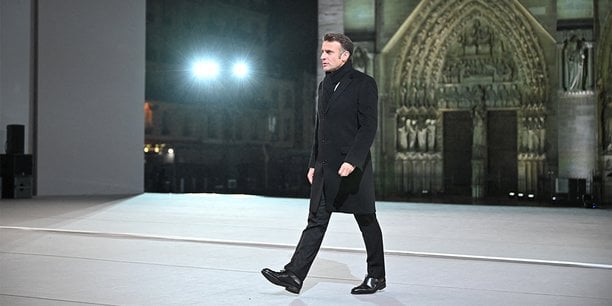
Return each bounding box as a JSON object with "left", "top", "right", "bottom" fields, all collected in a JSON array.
[
  {"left": 558, "top": 92, "right": 596, "bottom": 185},
  {"left": 472, "top": 105, "right": 486, "bottom": 199},
  {"left": 317, "top": 0, "right": 344, "bottom": 84},
  {"left": 557, "top": 42, "right": 565, "bottom": 90},
  {"left": 472, "top": 159, "right": 485, "bottom": 199},
  {"left": 586, "top": 42, "right": 594, "bottom": 91}
]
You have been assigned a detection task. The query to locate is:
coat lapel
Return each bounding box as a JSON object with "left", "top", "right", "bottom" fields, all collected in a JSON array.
[{"left": 323, "top": 71, "right": 353, "bottom": 113}]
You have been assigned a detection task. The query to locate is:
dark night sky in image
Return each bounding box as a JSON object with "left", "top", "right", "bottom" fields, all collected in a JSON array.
[
  {"left": 148, "top": 0, "right": 318, "bottom": 76},
  {"left": 265, "top": 0, "right": 318, "bottom": 77}
]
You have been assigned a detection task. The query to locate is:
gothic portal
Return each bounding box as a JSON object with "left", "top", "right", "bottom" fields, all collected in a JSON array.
[{"left": 382, "top": 0, "right": 551, "bottom": 199}]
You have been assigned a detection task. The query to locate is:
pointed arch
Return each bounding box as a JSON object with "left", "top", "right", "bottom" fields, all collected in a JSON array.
[
  {"left": 382, "top": 0, "right": 552, "bottom": 198},
  {"left": 391, "top": 0, "right": 548, "bottom": 107}
]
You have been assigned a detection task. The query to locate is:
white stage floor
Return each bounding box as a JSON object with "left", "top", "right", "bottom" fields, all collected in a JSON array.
[{"left": 1, "top": 193, "right": 611, "bottom": 305}]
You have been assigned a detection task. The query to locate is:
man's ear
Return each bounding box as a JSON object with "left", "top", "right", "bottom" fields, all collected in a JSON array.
[{"left": 341, "top": 51, "right": 350, "bottom": 62}]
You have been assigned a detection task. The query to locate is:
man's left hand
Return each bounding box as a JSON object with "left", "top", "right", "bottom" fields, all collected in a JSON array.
[{"left": 338, "top": 162, "right": 355, "bottom": 177}]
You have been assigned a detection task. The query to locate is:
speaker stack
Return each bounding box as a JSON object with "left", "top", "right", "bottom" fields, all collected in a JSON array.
[{"left": 1, "top": 124, "right": 33, "bottom": 199}]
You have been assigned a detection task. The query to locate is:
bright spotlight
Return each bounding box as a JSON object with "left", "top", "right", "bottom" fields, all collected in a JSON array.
[
  {"left": 192, "top": 60, "right": 219, "bottom": 79},
  {"left": 232, "top": 61, "right": 249, "bottom": 78}
]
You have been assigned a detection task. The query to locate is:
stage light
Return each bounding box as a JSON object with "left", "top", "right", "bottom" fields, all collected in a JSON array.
[
  {"left": 232, "top": 61, "right": 249, "bottom": 78},
  {"left": 517, "top": 192, "right": 524, "bottom": 198},
  {"left": 508, "top": 191, "right": 516, "bottom": 198},
  {"left": 192, "top": 60, "right": 219, "bottom": 79},
  {"left": 167, "top": 148, "right": 175, "bottom": 155},
  {"left": 527, "top": 193, "right": 535, "bottom": 200}
]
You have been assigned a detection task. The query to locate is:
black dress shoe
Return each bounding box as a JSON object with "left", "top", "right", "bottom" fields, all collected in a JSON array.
[
  {"left": 261, "top": 268, "right": 302, "bottom": 294},
  {"left": 351, "top": 275, "right": 386, "bottom": 294}
]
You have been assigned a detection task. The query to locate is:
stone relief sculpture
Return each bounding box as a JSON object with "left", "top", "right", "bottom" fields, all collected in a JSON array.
[
  {"left": 429, "top": 18, "right": 532, "bottom": 111},
  {"left": 390, "top": 0, "right": 549, "bottom": 197},
  {"left": 395, "top": 111, "right": 439, "bottom": 154},
  {"left": 353, "top": 46, "right": 370, "bottom": 74},
  {"left": 519, "top": 107, "right": 546, "bottom": 154}
]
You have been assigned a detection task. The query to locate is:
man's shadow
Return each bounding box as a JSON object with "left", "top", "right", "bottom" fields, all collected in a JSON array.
[
  {"left": 303, "top": 257, "right": 359, "bottom": 291},
  {"left": 297, "top": 258, "right": 405, "bottom": 306}
]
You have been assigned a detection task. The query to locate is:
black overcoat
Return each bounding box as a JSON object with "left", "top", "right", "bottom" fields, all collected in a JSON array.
[{"left": 308, "top": 67, "right": 378, "bottom": 214}]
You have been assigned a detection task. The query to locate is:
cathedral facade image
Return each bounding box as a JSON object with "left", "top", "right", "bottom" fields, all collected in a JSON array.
[
  {"left": 330, "top": 0, "right": 611, "bottom": 203},
  {"left": 144, "top": 0, "right": 610, "bottom": 204}
]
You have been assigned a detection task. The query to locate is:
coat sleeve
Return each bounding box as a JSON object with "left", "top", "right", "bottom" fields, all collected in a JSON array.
[
  {"left": 308, "top": 82, "right": 323, "bottom": 168},
  {"left": 308, "top": 114, "right": 319, "bottom": 168},
  {"left": 345, "top": 75, "right": 378, "bottom": 169}
]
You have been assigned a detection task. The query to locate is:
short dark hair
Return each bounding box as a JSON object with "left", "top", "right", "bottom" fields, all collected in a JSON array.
[{"left": 323, "top": 33, "right": 354, "bottom": 57}]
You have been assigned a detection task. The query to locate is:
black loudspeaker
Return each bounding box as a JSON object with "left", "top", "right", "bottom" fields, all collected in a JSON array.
[
  {"left": 6, "top": 124, "right": 25, "bottom": 154},
  {"left": 1, "top": 176, "right": 32, "bottom": 199},
  {"left": 568, "top": 178, "right": 586, "bottom": 203},
  {"left": 0, "top": 154, "right": 32, "bottom": 176},
  {"left": 0, "top": 154, "right": 33, "bottom": 199}
]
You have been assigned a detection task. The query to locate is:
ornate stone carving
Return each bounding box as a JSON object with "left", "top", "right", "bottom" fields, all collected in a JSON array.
[
  {"left": 393, "top": 0, "right": 548, "bottom": 103},
  {"left": 395, "top": 107, "right": 440, "bottom": 153},
  {"left": 389, "top": 0, "right": 549, "bottom": 197},
  {"left": 519, "top": 105, "right": 547, "bottom": 155}
]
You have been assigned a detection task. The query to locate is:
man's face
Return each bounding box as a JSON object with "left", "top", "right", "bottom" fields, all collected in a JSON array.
[{"left": 321, "top": 41, "right": 349, "bottom": 72}]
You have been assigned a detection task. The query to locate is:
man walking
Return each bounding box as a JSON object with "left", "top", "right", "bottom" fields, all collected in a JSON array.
[{"left": 262, "top": 33, "right": 386, "bottom": 295}]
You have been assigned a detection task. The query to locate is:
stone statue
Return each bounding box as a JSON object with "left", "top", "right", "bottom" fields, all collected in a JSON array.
[
  {"left": 400, "top": 85, "right": 408, "bottom": 106},
  {"left": 353, "top": 46, "right": 369, "bottom": 73},
  {"left": 472, "top": 104, "right": 485, "bottom": 158},
  {"left": 520, "top": 117, "right": 530, "bottom": 152},
  {"left": 538, "top": 116, "right": 546, "bottom": 153},
  {"left": 564, "top": 35, "right": 587, "bottom": 91},
  {"left": 407, "top": 119, "right": 418, "bottom": 151},
  {"left": 397, "top": 117, "right": 408, "bottom": 151},
  {"left": 426, "top": 119, "right": 437, "bottom": 152},
  {"left": 527, "top": 117, "right": 539, "bottom": 153},
  {"left": 417, "top": 120, "right": 428, "bottom": 152}
]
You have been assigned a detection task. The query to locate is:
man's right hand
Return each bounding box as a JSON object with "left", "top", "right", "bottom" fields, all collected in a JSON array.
[{"left": 307, "top": 168, "right": 315, "bottom": 185}]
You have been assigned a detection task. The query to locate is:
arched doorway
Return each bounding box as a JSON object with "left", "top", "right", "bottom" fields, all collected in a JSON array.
[{"left": 383, "top": 0, "right": 550, "bottom": 199}]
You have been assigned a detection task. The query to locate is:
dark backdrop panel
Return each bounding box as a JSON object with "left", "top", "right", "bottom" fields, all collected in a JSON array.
[
  {"left": 443, "top": 111, "right": 472, "bottom": 196},
  {"left": 487, "top": 111, "right": 517, "bottom": 196}
]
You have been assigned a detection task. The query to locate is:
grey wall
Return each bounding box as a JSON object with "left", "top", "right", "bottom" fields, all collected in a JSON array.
[
  {"left": 557, "top": 94, "right": 596, "bottom": 180},
  {"left": 1, "top": 0, "right": 145, "bottom": 196},
  {"left": 0, "top": 0, "right": 33, "bottom": 154}
]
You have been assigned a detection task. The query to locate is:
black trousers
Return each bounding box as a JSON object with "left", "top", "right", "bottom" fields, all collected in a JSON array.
[{"left": 284, "top": 195, "right": 385, "bottom": 281}]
